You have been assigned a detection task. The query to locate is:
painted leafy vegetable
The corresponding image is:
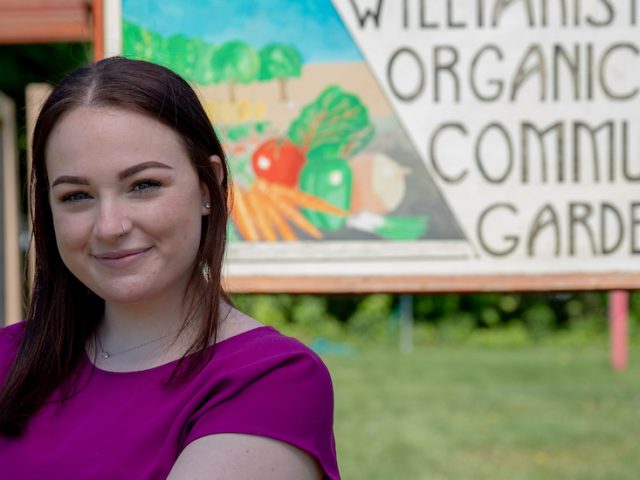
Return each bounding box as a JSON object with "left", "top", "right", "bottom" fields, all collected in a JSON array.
[{"left": 287, "top": 85, "right": 374, "bottom": 162}]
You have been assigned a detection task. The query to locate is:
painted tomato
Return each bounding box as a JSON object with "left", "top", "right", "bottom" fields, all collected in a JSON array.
[{"left": 251, "top": 138, "right": 305, "bottom": 187}]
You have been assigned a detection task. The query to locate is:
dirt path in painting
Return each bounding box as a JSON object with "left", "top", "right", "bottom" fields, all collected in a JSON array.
[{"left": 199, "top": 62, "right": 392, "bottom": 131}]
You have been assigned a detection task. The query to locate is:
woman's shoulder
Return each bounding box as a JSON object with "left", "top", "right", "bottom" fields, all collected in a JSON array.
[
  {"left": 207, "top": 309, "right": 333, "bottom": 404},
  {"left": 185, "top": 314, "right": 338, "bottom": 478},
  {"left": 0, "top": 322, "right": 25, "bottom": 378},
  {"left": 0, "top": 321, "right": 25, "bottom": 351},
  {"left": 215, "top": 311, "right": 328, "bottom": 373},
  {"left": 0, "top": 320, "right": 25, "bottom": 335}
]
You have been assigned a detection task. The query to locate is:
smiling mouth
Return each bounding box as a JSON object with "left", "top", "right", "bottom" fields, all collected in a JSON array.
[{"left": 93, "top": 247, "right": 152, "bottom": 266}]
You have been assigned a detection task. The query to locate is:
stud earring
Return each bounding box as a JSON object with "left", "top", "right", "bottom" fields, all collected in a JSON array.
[{"left": 204, "top": 202, "right": 211, "bottom": 209}]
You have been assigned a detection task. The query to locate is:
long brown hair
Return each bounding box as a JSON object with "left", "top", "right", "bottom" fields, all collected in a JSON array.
[{"left": 0, "top": 57, "right": 231, "bottom": 437}]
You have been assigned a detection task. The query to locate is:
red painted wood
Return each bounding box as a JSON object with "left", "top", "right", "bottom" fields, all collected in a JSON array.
[
  {"left": 609, "top": 290, "right": 629, "bottom": 371},
  {"left": 92, "top": 0, "right": 104, "bottom": 60},
  {"left": 0, "top": 0, "right": 91, "bottom": 44},
  {"left": 225, "top": 273, "right": 640, "bottom": 294}
]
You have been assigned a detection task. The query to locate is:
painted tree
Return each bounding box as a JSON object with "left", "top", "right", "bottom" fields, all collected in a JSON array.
[
  {"left": 165, "top": 34, "right": 199, "bottom": 81},
  {"left": 190, "top": 38, "right": 218, "bottom": 85},
  {"left": 122, "top": 20, "right": 156, "bottom": 61},
  {"left": 211, "top": 40, "right": 259, "bottom": 102},
  {"left": 122, "top": 21, "right": 179, "bottom": 77},
  {"left": 258, "top": 43, "right": 303, "bottom": 102},
  {"left": 148, "top": 34, "right": 173, "bottom": 71}
]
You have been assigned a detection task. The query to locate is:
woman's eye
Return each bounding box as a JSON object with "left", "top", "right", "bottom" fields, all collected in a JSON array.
[
  {"left": 62, "top": 192, "right": 90, "bottom": 203},
  {"left": 132, "top": 180, "right": 161, "bottom": 192}
]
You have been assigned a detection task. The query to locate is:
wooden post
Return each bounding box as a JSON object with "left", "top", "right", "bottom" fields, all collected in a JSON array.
[
  {"left": 92, "top": 0, "right": 105, "bottom": 61},
  {"left": 608, "top": 290, "right": 628, "bottom": 371},
  {"left": 0, "top": 93, "right": 21, "bottom": 325},
  {"left": 399, "top": 294, "right": 413, "bottom": 353}
]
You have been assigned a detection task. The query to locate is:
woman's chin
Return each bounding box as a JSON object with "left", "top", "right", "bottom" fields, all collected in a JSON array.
[{"left": 90, "top": 285, "right": 159, "bottom": 307}]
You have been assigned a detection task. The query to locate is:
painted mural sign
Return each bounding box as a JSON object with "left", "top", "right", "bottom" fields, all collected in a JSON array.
[{"left": 119, "top": 0, "right": 640, "bottom": 289}]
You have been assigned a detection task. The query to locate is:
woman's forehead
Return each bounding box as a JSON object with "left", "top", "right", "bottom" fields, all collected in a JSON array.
[{"left": 45, "top": 106, "right": 190, "bottom": 176}]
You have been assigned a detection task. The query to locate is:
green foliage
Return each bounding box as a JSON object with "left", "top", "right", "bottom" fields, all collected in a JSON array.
[
  {"left": 436, "top": 312, "right": 476, "bottom": 342},
  {"left": 123, "top": 21, "right": 217, "bottom": 85},
  {"left": 629, "top": 292, "right": 640, "bottom": 340},
  {"left": 121, "top": 21, "right": 314, "bottom": 102},
  {"left": 523, "top": 303, "right": 556, "bottom": 340},
  {"left": 123, "top": 20, "right": 269, "bottom": 91},
  {"left": 0, "top": 43, "right": 91, "bottom": 217},
  {"left": 287, "top": 85, "right": 374, "bottom": 161},
  {"left": 230, "top": 291, "right": 637, "bottom": 349},
  {"left": 466, "top": 322, "right": 530, "bottom": 348},
  {"left": 122, "top": 19, "right": 155, "bottom": 60},
  {"left": 230, "top": 294, "right": 345, "bottom": 343},
  {"left": 190, "top": 38, "right": 219, "bottom": 85},
  {"left": 258, "top": 43, "right": 302, "bottom": 81},
  {"left": 346, "top": 294, "right": 394, "bottom": 344},
  {"left": 258, "top": 43, "right": 302, "bottom": 101},
  {"left": 165, "top": 34, "right": 198, "bottom": 80},
  {"left": 211, "top": 40, "right": 259, "bottom": 84},
  {"left": 211, "top": 40, "right": 259, "bottom": 99},
  {"left": 0, "top": 43, "right": 90, "bottom": 98},
  {"left": 411, "top": 292, "right": 612, "bottom": 345},
  {"left": 231, "top": 294, "right": 290, "bottom": 331}
]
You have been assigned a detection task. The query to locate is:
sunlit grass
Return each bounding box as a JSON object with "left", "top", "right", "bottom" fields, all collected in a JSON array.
[{"left": 324, "top": 346, "right": 640, "bottom": 480}]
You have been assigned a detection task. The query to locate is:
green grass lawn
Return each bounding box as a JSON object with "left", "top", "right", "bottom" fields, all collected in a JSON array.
[{"left": 323, "top": 345, "right": 640, "bottom": 480}]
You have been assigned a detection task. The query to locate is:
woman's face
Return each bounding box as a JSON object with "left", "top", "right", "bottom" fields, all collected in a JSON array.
[{"left": 45, "top": 106, "right": 211, "bottom": 307}]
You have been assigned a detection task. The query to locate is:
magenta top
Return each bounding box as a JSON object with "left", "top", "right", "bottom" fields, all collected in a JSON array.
[{"left": 0, "top": 322, "right": 340, "bottom": 479}]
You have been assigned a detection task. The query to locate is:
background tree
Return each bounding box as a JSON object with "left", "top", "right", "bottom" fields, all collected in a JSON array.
[
  {"left": 211, "top": 40, "right": 260, "bottom": 102},
  {"left": 259, "top": 43, "right": 303, "bottom": 102}
]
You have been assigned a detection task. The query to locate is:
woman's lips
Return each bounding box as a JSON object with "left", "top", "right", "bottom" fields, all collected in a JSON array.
[{"left": 92, "top": 247, "right": 152, "bottom": 268}]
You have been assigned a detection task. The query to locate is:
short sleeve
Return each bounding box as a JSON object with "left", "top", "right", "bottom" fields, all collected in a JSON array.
[{"left": 183, "top": 344, "right": 340, "bottom": 480}]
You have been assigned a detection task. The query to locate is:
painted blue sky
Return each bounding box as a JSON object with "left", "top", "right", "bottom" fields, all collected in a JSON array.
[{"left": 122, "top": 0, "right": 362, "bottom": 63}]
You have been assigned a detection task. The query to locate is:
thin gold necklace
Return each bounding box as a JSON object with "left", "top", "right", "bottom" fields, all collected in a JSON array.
[{"left": 96, "top": 331, "right": 173, "bottom": 359}]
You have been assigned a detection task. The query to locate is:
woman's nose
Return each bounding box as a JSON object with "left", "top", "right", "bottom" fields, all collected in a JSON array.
[{"left": 93, "top": 200, "right": 131, "bottom": 240}]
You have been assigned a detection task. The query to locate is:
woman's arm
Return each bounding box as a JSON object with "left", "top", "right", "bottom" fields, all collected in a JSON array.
[{"left": 167, "top": 433, "right": 324, "bottom": 480}]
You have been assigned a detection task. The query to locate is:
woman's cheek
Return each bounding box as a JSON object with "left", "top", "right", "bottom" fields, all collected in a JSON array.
[{"left": 53, "top": 214, "right": 88, "bottom": 249}]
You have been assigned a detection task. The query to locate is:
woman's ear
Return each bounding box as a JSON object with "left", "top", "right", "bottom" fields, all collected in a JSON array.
[
  {"left": 210, "top": 154, "right": 223, "bottom": 186},
  {"left": 200, "top": 190, "right": 211, "bottom": 215},
  {"left": 201, "top": 155, "right": 223, "bottom": 215}
]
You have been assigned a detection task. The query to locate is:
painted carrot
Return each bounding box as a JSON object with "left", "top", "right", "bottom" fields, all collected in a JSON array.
[
  {"left": 231, "top": 183, "right": 260, "bottom": 241},
  {"left": 269, "top": 192, "right": 323, "bottom": 240},
  {"left": 246, "top": 185, "right": 278, "bottom": 241},
  {"left": 252, "top": 188, "right": 298, "bottom": 241},
  {"left": 257, "top": 179, "right": 348, "bottom": 216}
]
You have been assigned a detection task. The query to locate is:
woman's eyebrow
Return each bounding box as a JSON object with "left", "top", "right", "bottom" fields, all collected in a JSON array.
[
  {"left": 51, "top": 175, "right": 89, "bottom": 187},
  {"left": 118, "top": 161, "right": 173, "bottom": 180},
  {"left": 51, "top": 161, "right": 174, "bottom": 188}
]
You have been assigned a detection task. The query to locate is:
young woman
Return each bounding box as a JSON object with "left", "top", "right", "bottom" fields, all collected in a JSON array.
[{"left": 0, "top": 57, "right": 339, "bottom": 479}]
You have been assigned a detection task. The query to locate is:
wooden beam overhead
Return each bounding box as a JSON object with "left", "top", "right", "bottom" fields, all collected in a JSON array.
[{"left": 0, "top": 0, "right": 92, "bottom": 44}]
